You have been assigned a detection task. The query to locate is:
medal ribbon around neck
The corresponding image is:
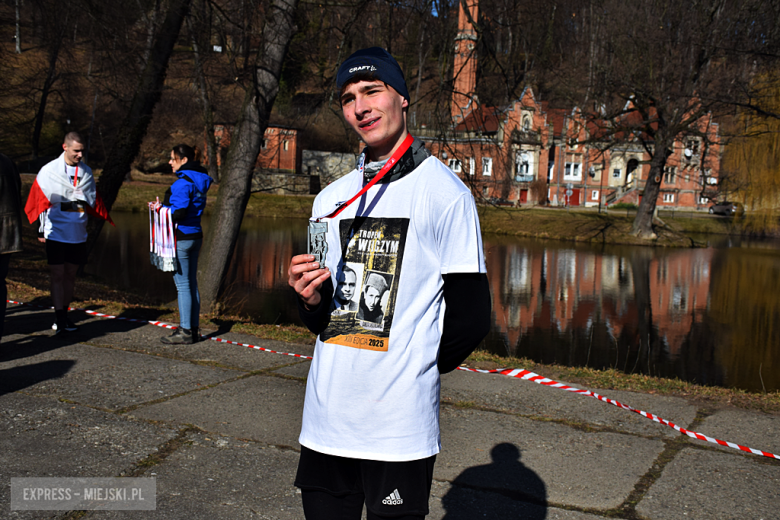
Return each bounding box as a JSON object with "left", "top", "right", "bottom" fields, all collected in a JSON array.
[
  {"left": 65, "top": 161, "right": 79, "bottom": 187},
  {"left": 311, "top": 133, "right": 414, "bottom": 223}
]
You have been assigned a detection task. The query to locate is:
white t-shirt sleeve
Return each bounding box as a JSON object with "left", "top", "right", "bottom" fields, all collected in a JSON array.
[{"left": 436, "top": 191, "right": 485, "bottom": 275}]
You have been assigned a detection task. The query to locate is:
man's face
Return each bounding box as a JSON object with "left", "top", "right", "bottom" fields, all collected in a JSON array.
[
  {"left": 363, "top": 286, "right": 382, "bottom": 312},
  {"left": 336, "top": 270, "right": 357, "bottom": 302},
  {"left": 340, "top": 80, "right": 408, "bottom": 160},
  {"left": 63, "top": 140, "right": 85, "bottom": 166}
]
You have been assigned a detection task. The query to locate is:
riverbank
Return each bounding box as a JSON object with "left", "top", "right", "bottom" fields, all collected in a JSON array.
[
  {"left": 14, "top": 178, "right": 779, "bottom": 409},
  {"left": 21, "top": 175, "right": 757, "bottom": 247},
  {"left": 119, "top": 177, "right": 759, "bottom": 246},
  {"left": 7, "top": 240, "right": 779, "bottom": 414}
]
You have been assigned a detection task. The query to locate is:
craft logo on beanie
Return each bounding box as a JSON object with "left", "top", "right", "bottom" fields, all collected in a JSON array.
[{"left": 337, "top": 47, "right": 410, "bottom": 101}]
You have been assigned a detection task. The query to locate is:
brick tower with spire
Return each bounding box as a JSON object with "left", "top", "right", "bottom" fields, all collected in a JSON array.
[{"left": 451, "top": 0, "right": 479, "bottom": 124}]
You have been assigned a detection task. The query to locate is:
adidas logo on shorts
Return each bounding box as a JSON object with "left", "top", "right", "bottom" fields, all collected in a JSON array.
[{"left": 382, "top": 489, "right": 403, "bottom": 505}]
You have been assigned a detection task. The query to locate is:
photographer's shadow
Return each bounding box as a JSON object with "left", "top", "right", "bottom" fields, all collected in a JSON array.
[{"left": 442, "top": 443, "right": 547, "bottom": 519}]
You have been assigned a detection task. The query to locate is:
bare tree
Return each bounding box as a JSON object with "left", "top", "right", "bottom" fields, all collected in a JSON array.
[
  {"left": 568, "top": 0, "right": 780, "bottom": 238},
  {"left": 85, "top": 0, "right": 192, "bottom": 252},
  {"left": 199, "top": 0, "right": 299, "bottom": 313},
  {"left": 186, "top": 0, "right": 220, "bottom": 182}
]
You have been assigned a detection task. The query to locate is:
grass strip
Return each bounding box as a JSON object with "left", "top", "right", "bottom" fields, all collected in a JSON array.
[{"left": 464, "top": 350, "right": 780, "bottom": 413}]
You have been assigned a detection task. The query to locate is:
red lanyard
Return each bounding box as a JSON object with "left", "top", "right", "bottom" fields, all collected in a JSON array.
[
  {"left": 313, "top": 134, "right": 414, "bottom": 222},
  {"left": 69, "top": 165, "right": 79, "bottom": 187}
]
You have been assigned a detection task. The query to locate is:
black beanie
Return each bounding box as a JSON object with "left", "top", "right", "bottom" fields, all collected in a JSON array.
[{"left": 336, "top": 47, "right": 410, "bottom": 101}]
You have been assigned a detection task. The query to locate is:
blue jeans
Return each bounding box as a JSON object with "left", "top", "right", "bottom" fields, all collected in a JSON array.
[{"left": 173, "top": 238, "right": 202, "bottom": 330}]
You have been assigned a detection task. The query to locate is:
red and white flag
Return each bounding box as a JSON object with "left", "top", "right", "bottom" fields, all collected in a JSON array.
[{"left": 24, "top": 153, "right": 113, "bottom": 225}]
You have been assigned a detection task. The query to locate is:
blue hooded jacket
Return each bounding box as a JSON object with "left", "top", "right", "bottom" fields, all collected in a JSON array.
[{"left": 163, "top": 165, "right": 213, "bottom": 239}]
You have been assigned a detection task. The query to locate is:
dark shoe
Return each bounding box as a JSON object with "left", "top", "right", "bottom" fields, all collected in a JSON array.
[
  {"left": 52, "top": 322, "right": 68, "bottom": 336},
  {"left": 191, "top": 328, "right": 200, "bottom": 343},
  {"left": 52, "top": 310, "right": 78, "bottom": 332},
  {"left": 51, "top": 318, "right": 78, "bottom": 333},
  {"left": 160, "top": 327, "right": 193, "bottom": 345}
]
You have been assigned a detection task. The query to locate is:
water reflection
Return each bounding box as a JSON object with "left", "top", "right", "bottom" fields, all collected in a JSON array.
[{"left": 87, "top": 213, "right": 780, "bottom": 392}]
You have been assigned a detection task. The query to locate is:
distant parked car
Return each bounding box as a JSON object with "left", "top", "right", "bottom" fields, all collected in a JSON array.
[{"left": 708, "top": 201, "right": 744, "bottom": 216}]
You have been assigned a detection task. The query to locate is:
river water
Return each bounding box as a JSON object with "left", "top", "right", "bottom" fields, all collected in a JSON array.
[{"left": 88, "top": 212, "right": 780, "bottom": 392}]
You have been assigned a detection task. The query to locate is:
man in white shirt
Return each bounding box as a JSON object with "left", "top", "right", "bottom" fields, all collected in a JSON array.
[
  {"left": 25, "top": 132, "right": 108, "bottom": 334},
  {"left": 288, "top": 47, "right": 491, "bottom": 520}
]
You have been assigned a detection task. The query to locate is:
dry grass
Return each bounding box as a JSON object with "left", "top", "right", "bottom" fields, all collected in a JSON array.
[{"left": 465, "top": 350, "right": 780, "bottom": 413}]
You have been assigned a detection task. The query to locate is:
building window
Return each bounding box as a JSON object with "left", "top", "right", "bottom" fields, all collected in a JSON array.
[
  {"left": 283, "top": 140, "right": 289, "bottom": 151},
  {"left": 663, "top": 193, "right": 674, "bottom": 203},
  {"left": 699, "top": 196, "right": 709, "bottom": 204},
  {"left": 548, "top": 162, "right": 554, "bottom": 181},
  {"left": 516, "top": 151, "right": 533, "bottom": 176},
  {"left": 482, "top": 157, "right": 493, "bottom": 176},
  {"left": 523, "top": 117, "right": 531, "bottom": 131},
  {"left": 564, "top": 162, "right": 581, "bottom": 179},
  {"left": 468, "top": 157, "right": 475, "bottom": 176},
  {"left": 591, "top": 190, "right": 599, "bottom": 201},
  {"left": 664, "top": 166, "right": 677, "bottom": 184},
  {"left": 612, "top": 168, "right": 622, "bottom": 179},
  {"left": 261, "top": 139, "right": 268, "bottom": 150},
  {"left": 448, "top": 158, "right": 462, "bottom": 172},
  {"left": 686, "top": 139, "right": 700, "bottom": 156},
  {"left": 482, "top": 186, "right": 489, "bottom": 196}
]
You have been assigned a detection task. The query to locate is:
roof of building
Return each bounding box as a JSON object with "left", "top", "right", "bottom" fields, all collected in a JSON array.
[{"left": 454, "top": 104, "right": 501, "bottom": 133}]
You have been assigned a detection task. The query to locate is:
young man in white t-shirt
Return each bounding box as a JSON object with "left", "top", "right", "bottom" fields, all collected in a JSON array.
[{"left": 288, "top": 47, "right": 491, "bottom": 520}]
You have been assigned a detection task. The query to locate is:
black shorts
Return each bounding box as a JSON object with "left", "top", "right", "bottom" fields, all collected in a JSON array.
[
  {"left": 46, "top": 240, "right": 87, "bottom": 266},
  {"left": 295, "top": 445, "right": 436, "bottom": 518}
]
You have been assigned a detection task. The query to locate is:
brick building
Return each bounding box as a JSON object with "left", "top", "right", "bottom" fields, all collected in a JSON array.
[
  {"left": 416, "top": 0, "right": 721, "bottom": 210},
  {"left": 212, "top": 124, "right": 302, "bottom": 174}
]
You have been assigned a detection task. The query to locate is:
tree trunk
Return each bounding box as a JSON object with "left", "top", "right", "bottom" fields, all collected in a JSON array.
[
  {"left": 199, "top": 0, "right": 298, "bottom": 314},
  {"left": 631, "top": 140, "right": 670, "bottom": 238},
  {"left": 84, "top": 0, "right": 191, "bottom": 254},
  {"left": 15, "top": 0, "right": 21, "bottom": 54},
  {"left": 187, "top": 11, "right": 220, "bottom": 182}
]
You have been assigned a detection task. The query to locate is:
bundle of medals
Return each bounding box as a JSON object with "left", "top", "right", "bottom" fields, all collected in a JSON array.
[{"left": 149, "top": 202, "right": 176, "bottom": 272}]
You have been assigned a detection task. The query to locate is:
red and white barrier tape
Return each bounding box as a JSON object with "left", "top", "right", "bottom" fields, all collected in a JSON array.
[
  {"left": 457, "top": 366, "right": 780, "bottom": 460},
  {"left": 7, "top": 299, "right": 780, "bottom": 461}
]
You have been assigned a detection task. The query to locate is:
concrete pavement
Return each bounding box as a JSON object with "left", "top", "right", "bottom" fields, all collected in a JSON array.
[{"left": 2, "top": 303, "right": 779, "bottom": 519}]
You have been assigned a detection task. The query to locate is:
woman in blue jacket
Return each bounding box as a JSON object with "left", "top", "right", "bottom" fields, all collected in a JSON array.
[{"left": 159, "top": 144, "right": 213, "bottom": 344}]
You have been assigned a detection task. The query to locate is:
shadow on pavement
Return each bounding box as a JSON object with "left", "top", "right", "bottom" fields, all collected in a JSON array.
[
  {"left": 4, "top": 299, "right": 170, "bottom": 337},
  {"left": 441, "top": 443, "right": 547, "bottom": 519},
  {"left": 0, "top": 331, "right": 88, "bottom": 363},
  {"left": 0, "top": 359, "right": 76, "bottom": 396}
]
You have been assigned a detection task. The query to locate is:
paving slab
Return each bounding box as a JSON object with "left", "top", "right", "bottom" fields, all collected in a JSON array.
[
  {"left": 92, "top": 431, "right": 303, "bottom": 520},
  {"left": 437, "top": 406, "right": 664, "bottom": 511},
  {"left": 269, "top": 359, "right": 311, "bottom": 379},
  {"left": 692, "top": 408, "right": 780, "bottom": 457},
  {"left": 441, "top": 369, "right": 697, "bottom": 439},
  {"left": 0, "top": 393, "right": 177, "bottom": 520},
  {"left": 428, "top": 480, "right": 606, "bottom": 519},
  {"left": 132, "top": 374, "right": 305, "bottom": 448},
  {"left": 636, "top": 448, "right": 780, "bottom": 520},
  {"left": 90, "top": 322, "right": 317, "bottom": 373},
  {"left": 1, "top": 342, "right": 239, "bottom": 410}
]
